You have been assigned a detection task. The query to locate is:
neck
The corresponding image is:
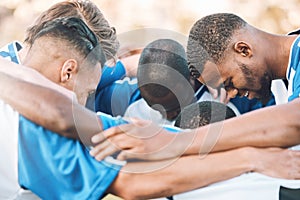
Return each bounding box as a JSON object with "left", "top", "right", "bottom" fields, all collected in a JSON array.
[{"left": 267, "top": 34, "right": 298, "bottom": 79}]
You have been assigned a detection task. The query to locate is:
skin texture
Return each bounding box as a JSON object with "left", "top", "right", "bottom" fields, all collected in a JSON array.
[
  {"left": 2, "top": 13, "right": 300, "bottom": 199},
  {"left": 2, "top": 59, "right": 300, "bottom": 199},
  {"left": 13, "top": 18, "right": 298, "bottom": 161},
  {"left": 88, "top": 15, "right": 300, "bottom": 162},
  {"left": 137, "top": 39, "right": 197, "bottom": 121},
  {"left": 24, "top": 0, "right": 119, "bottom": 62},
  {"left": 194, "top": 23, "right": 294, "bottom": 103},
  {"left": 21, "top": 37, "right": 101, "bottom": 105}
]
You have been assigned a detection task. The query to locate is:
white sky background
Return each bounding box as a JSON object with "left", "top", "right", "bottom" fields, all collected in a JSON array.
[{"left": 0, "top": 0, "right": 299, "bottom": 46}]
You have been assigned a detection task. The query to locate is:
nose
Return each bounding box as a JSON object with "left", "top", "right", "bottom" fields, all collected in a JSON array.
[{"left": 226, "top": 88, "right": 239, "bottom": 99}]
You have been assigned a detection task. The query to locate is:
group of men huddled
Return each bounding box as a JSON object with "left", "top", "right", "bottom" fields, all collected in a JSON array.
[{"left": 1, "top": 0, "right": 300, "bottom": 200}]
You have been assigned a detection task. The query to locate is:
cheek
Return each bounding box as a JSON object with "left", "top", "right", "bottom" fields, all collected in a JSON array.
[
  {"left": 96, "top": 69, "right": 101, "bottom": 82},
  {"left": 92, "top": 69, "right": 101, "bottom": 89},
  {"left": 231, "top": 76, "right": 248, "bottom": 89},
  {"left": 90, "top": 78, "right": 99, "bottom": 91},
  {"left": 82, "top": 71, "right": 100, "bottom": 91},
  {"left": 229, "top": 66, "right": 255, "bottom": 90},
  {"left": 243, "top": 73, "right": 263, "bottom": 90}
]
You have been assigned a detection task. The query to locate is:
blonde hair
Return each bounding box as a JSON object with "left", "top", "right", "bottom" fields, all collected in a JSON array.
[{"left": 24, "top": 0, "right": 119, "bottom": 61}]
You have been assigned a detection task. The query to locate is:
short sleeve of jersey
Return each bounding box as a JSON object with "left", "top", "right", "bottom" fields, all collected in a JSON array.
[
  {"left": 97, "top": 61, "right": 126, "bottom": 91},
  {"left": 288, "top": 72, "right": 300, "bottom": 101},
  {"left": 0, "top": 42, "right": 22, "bottom": 63},
  {"left": 287, "top": 35, "right": 300, "bottom": 101},
  {"left": 18, "top": 116, "right": 122, "bottom": 200},
  {"left": 97, "top": 112, "right": 129, "bottom": 129},
  {"left": 97, "top": 112, "right": 181, "bottom": 133},
  {"left": 95, "top": 77, "right": 141, "bottom": 116}
]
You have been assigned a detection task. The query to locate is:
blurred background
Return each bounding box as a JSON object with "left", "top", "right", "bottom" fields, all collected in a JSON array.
[{"left": 0, "top": 0, "right": 300, "bottom": 47}]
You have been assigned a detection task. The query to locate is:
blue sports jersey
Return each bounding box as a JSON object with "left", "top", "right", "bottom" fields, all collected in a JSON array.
[
  {"left": 96, "top": 74, "right": 275, "bottom": 117},
  {"left": 0, "top": 42, "right": 25, "bottom": 198},
  {"left": 95, "top": 77, "right": 141, "bottom": 116},
  {"left": 229, "top": 95, "right": 275, "bottom": 114},
  {"left": 97, "top": 61, "right": 126, "bottom": 91},
  {"left": 1, "top": 42, "right": 122, "bottom": 199},
  {"left": 18, "top": 115, "right": 121, "bottom": 200},
  {"left": 86, "top": 61, "right": 127, "bottom": 111},
  {"left": 287, "top": 34, "right": 300, "bottom": 101},
  {"left": 0, "top": 41, "right": 22, "bottom": 63},
  {"left": 97, "top": 112, "right": 181, "bottom": 133}
]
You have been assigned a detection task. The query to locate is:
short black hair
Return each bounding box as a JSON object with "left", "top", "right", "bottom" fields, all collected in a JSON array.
[
  {"left": 187, "top": 13, "right": 246, "bottom": 77},
  {"left": 137, "top": 38, "right": 192, "bottom": 100},
  {"left": 175, "top": 101, "right": 236, "bottom": 129},
  {"left": 33, "top": 16, "right": 106, "bottom": 67}
]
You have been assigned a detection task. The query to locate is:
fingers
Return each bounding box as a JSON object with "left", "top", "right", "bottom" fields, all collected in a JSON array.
[
  {"left": 117, "top": 151, "right": 129, "bottom": 161},
  {"left": 219, "top": 88, "right": 230, "bottom": 104},
  {"left": 207, "top": 86, "right": 218, "bottom": 99},
  {"left": 90, "top": 124, "right": 144, "bottom": 161},
  {"left": 116, "top": 150, "right": 150, "bottom": 161},
  {"left": 89, "top": 122, "right": 177, "bottom": 162},
  {"left": 127, "top": 117, "right": 152, "bottom": 126},
  {"left": 91, "top": 132, "right": 106, "bottom": 144},
  {"left": 89, "top": 140, "right": 120, "bottom": 161},
  {"left": 90, "top": 125, "right": 131, "bottom": 160},
  {"left": 227, "top": 88, "right": 239, "bottom": 100},
  {"left": 206, "top": 86, "right": 230, "bottom": 104},
  {"left": 91, "top": 124, "right": 131, "bottom": 144}
]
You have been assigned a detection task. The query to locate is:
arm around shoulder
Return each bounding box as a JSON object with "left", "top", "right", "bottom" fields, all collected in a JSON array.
[
  {"left": 107, "top": 146, "right": 300, "bottom": 199},
  {"left": 0, "top": 69, "right": 102, "bottom": 146},
  {"left": 183, "top": 99, "right": 300, "bottom": 155},
  {"left": 107, "top": 148, "right": 255, "bottom": 199}
]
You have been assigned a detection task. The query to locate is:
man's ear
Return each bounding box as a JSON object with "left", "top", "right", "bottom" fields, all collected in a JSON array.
[
  {"left": 234, "top": 41, "right": 252, "bottom": 58},
  {"left": 60, "top": 59, "right": 78, "bottom": 83}
]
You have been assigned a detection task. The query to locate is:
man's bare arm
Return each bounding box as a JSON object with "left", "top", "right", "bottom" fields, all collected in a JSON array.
[
  {"left": 0, "top": 58, "right": 75, "bottom": 99},
  {"left": 0, "top": 59, "right": 102, "bottom": 145},
  {"left": 90, "top": 99, "right": 300, "bottom": 161},
  {"left": 183, "top": 100, "right": 300, "bottom": 155},
  {"left": 107, "top": 147, "right": 300, "bottom": 199}
]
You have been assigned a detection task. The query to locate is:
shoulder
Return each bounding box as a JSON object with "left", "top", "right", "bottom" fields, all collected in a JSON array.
[
  {"left": 0, "top": 41, "right": 23, "bottom": 63},
  {"left": 18, "top": 115, "right": 123, "bottom": 199},
  {"left": 97, "top": 112, "right": 128, "bottom": 130}
]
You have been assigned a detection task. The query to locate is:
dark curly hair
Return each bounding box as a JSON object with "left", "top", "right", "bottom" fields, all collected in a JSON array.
[
  {"left": 138, "top": 39, "right": 190, "bottom": 98},
  {"left": 187, "top": 13, "right": 247, "bottom": 77},
  {"left": 175, "top": 101, "right": 236, "bottom": 129}
]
